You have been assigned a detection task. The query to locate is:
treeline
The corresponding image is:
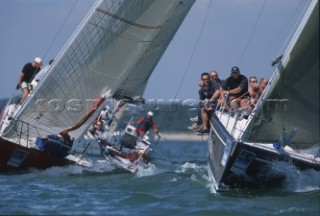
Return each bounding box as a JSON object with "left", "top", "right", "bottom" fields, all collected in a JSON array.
[{"left": 122, "top": 102, "right": 197, "bottom": 132}]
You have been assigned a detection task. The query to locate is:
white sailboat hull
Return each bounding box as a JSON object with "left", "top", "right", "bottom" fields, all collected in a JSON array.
[{"left": 207, "top": 0, "right": 319, "bottom": 191}]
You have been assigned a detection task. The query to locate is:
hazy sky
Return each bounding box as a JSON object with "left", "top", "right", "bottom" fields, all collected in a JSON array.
[{"left": 0, "top": 0, "right": 311, "bottom": 100}]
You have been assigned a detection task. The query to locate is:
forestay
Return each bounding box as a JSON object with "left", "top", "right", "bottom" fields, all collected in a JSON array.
[{"left": 4, "top": 0, "right": 194, "bottom": 140}]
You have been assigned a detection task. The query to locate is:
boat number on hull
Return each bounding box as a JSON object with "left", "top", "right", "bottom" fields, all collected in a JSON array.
[
  {"left": 7, "top": 149, "right": 29, "bottom": 167},
  {"left": 230, "top": 150, "right": 255, "bottom": 175}
]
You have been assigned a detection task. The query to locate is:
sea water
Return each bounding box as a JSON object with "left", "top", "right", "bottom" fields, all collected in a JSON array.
[{"left": 0, "top": 139, "right": 319, "bottom": 216}]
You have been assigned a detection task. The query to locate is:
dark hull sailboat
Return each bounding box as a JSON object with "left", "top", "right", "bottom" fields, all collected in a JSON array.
[
  {"left": 208, "top": 0, "right": 319, "bottom": 191},
  {"left": 208, "top": 115, "right": 319, "bottom": 190},
  {"left": 0, "top": 137, "right": 74, "bottom": 172}
]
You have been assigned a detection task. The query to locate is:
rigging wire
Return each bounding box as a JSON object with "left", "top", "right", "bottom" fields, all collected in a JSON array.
[
  {"left": 237, "top": 0, "right": 267, "bottom": 67},
  {"left": 274, "top": 0, "right": 312, "bottom": 59},
  {"left": 173, "top": 1, "right": 212, "bottom": 101},
  {"left": 260, "top": 0, "right": 309, "bottom": 60},
  {"left": 157, "top": 0, "right": 213, "bottom": 130},
  {"left": 42, "top": 0, "right": 80, "bottom": 60}
]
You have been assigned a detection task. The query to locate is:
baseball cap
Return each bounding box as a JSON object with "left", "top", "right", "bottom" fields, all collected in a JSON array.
[
  {"left": 34, "top": 57, "right": 43, "bottom": 65},
  {"left": 147, "top": 111, "right": 153, "bottom": 117},
  {"left": 231, "top": 66, "right": 240, "bottom": 73}
]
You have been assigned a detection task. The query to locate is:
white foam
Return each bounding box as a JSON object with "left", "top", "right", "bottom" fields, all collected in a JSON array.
[
  {"left": 135, "top": 163, "right": 157, "bottom": 177},
  {"left": 272, "top": 161, "right": 320, "bottom": 192},
  {"left": 30, "top": 165, "right": 84, "bottom": 176},
  {"left": 177, "top": 162, "right": 203, "bottom": 173}
]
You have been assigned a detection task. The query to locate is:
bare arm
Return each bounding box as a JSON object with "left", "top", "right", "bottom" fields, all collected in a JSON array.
[
  {"left": 210, "top": 89, "right": 221, "bottom": 102},
  {"left": 229, "top": 87, "right": 242, "bottom": 94},
  {"left": 222, "top": 86, "right": 242, "bottom": 95},
  {"left": 18, "top": 73, "right": 24, "bottom": 84},
  {"left": 219, "top": 86, "right": 226, "bottom": 101}
]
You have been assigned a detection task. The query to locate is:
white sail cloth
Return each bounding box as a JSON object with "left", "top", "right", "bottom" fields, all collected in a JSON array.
[
  {"left": 4, "top": 0, "right": 194, "bottom": 140},
  {"left": 243, "top": 0, "right": 319, "bottom": 150}
]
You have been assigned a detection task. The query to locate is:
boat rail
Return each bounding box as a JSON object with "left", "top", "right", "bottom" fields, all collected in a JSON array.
[
  {"left": 0, "top": 114, "right": 32, "bottom": 148},
  {"left": 215, "top": 104, "right": 252, "bottom": 141}
]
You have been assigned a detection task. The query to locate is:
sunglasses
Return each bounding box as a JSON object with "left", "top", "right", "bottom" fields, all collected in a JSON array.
[{"left": 250, "top": 80, "right": 257, "bottom": 83}]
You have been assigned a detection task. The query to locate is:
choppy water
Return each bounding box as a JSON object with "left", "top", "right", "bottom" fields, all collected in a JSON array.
[{"left": 0, "top": 140, "right": 319, "bottom": 215}]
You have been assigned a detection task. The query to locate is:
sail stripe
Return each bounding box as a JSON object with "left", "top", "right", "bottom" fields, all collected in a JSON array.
[
  {"left": 96, "top": 8, "right": 162, "bottom": 30},
  {"left": 62, "top": 96, "right": 105, "bottom": 133}
]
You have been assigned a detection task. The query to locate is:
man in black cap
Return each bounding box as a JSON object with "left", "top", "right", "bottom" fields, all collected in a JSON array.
[{"left": 220, "top": 66, "right": 249, "bottom": 111}]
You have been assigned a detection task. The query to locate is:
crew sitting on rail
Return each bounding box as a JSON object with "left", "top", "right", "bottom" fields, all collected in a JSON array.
[{"left": 220, "top": 66, "right": 249, "bottom": 112}]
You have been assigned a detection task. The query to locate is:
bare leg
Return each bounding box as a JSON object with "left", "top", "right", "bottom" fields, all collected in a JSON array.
[
  {"left": 240, "top": 98, "right": 250, "bottom": 110},
  {"left": 21, "top": 88, "right": 29, "bottom": 104},
  {"left": 230, "top": 98, "right": 241, "bottom": 110},
  {"left": 201, "top": 109, "right": 209, "bottom": 130}
]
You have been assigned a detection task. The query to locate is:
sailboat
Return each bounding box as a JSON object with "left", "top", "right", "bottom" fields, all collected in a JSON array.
[
  {"left": 207, "top": 0, "right": 319, "bottom": 191},
  {"left": 0, "top": 0, "right": 195, "bottom": 172},
  {"left": 73, "top": 99, "right": 161, "bottom": 173}
]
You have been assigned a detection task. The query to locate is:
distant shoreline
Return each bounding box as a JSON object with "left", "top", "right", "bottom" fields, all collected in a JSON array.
[{"left": 160, "top": 132, "right": 208, "bottom": 142}]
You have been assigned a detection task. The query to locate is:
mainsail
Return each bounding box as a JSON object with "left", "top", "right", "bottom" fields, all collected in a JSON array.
[
  {"left": 4, "top": 0, "right": 194, "bottom": 140},
  {"left": 243, "top": 0, "right": 319, "bottom": 150}
]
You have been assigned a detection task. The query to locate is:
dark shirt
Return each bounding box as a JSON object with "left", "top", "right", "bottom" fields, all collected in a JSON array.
[
  {"left": 198, "top": 84, "right": 213, "bottom": 100},
  {"left": 21, "top": 63, "right": 41, "bottom": 83},
  {"left": 223, "top": 74, "right": 249, "bottom": 98},
  {"left": 211, "top": 79, "right": 221, "bottom": 93}
]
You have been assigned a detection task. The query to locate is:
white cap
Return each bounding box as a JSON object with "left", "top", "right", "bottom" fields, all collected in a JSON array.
[
  {"left": 34, "top": 57, "right": 42, "bottom": 65},
  {"left": 147, "top": 111, "right": 153, "bottom": 117}
]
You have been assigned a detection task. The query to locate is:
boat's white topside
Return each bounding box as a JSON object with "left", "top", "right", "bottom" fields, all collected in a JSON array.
[
  {"left": 214, "top": 110, "right": 320, "bottom": 164},
  {"left": 215, "top": 110, "right": 249, "bottom": 141}
]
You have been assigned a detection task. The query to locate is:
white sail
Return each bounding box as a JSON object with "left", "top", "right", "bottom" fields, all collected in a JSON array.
[
  {"left": 3, "top": 0, "right": 194, "bottom": 140},
  {"left": 243, "top": 0, "right": 319, "bottom": 150}
]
